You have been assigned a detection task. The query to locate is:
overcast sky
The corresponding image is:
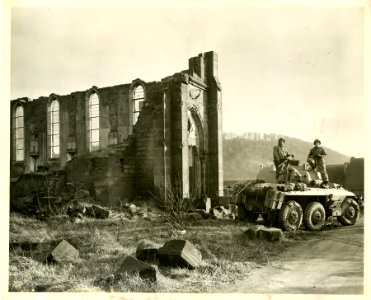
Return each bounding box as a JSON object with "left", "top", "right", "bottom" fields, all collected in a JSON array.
[{"left": 10, "top": 4, "right": 366, "bottom": 157}]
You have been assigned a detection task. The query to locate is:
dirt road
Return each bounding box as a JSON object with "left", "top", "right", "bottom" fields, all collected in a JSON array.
[{"left": 229, "top": 216, "right": 364, "bottom": 294}]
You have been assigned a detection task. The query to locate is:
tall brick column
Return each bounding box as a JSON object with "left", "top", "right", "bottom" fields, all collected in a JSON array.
[{"left": 205, "top": 51, "right": 224, "bottom": 203}]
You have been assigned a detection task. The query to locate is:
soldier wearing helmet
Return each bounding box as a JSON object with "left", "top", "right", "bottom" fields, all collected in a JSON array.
[
  {"left": 307, "top": 139, "right": 329, "bottom": 188},
  {"left": 273, "top": 138, "right": 294, "bottom": 182}
]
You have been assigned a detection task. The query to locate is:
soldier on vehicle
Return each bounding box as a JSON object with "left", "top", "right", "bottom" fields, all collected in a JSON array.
[
  {"left": 273, "top": 138, "right": 294, "bottom": 183},
  {"left": 307, "top": 139, "right": 329, "bottom": 188}
]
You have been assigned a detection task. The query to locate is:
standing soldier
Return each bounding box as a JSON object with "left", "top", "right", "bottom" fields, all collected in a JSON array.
[
  {"left": 307, "top": 139, "right": 329, "bottom": 188},
  {"left": 273, "top": 138, "right": 293, "bottom": 183}
]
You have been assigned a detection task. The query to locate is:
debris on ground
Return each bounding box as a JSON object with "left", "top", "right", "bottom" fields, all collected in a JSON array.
[
  {"left": 211, "top": 205, "right": 237, "bottom": 220},
  {"left": 157, "top": 239, "right": 202, "bottom": 269},
  {"left": 47, "top": 240, "right": 79, "bottom": 263},
  {"left": 136, "top": 240, "right": 162, "bottom": 262},
  {"left": 115, "top": 256, "right": 157, "bottom": 283},
  {"left": 85, "top": 205, "right": 110, "bottom": 219},
  {"left": 245, "top": 225, "right": 285, "bottom": 242}
]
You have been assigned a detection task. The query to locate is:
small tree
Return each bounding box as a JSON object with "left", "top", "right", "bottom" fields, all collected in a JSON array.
[{"left": 152, "top": 176, "right": 194, "bottom": 229}]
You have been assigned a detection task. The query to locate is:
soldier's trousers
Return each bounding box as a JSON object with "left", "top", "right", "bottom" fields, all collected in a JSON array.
[
  {"left": 275, "top": 162, "right": 288, "bottom": 180},
  {"left": 316, "top": 159, "right": 329, "bottom": 182}
]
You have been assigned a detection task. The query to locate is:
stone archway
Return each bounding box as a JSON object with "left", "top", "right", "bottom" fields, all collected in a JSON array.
[{"left": 187, "top": 109, "right": 205, "bottom": 199}]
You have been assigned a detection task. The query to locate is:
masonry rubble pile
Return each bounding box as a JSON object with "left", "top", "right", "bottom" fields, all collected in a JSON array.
[
  {"left": 46, "top": 237, "right": 202, "bottom": 278},
  {"left": 115, "top": 238, "right": 203, "bottom": 283}
]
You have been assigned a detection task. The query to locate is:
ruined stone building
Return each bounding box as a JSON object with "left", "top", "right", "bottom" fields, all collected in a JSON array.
[{"left": 10, "top": 51, "right": 224, "bottom": 206}]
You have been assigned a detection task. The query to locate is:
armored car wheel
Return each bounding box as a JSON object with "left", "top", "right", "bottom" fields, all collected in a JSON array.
[
  {"left": 337, "top": 198, "right": 360, "bottom": 226},
  {"left": 278, "top": 200, "right": 303, "bottom": 231},
  {"left": 304, "top": 202, "right": 326, "bottom": 231}
]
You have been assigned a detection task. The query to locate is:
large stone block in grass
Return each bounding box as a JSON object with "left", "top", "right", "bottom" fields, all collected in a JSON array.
[
  {"left": 136, "top": 239, "right": 162, "bottom": 262},
  {"left": 257, "top": 227, "right": 285, "bottom": 242},
  {"left": 115, "top": 256, "right": 157, "bottom": 282},
  {"left": 50, "top": 240, "right": 79, "bottom": 263},
  {"left": 157, "top": 240, "right": 202, "bottom": 269},
  {"left": 245, "top": 226, "right": 285, "bottom": 242}
]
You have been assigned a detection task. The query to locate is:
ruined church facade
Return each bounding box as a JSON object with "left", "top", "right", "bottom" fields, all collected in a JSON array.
[{"left": 10, "top": 51, "right": 224, "bottom": 205}]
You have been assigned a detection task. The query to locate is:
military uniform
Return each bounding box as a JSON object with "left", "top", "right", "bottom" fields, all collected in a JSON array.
[
  {"left": 307, "top": 146, "right": 329, "bottom": 182},
  {"left": 273, "top": 145, "right": 289, "bottom": 179}
]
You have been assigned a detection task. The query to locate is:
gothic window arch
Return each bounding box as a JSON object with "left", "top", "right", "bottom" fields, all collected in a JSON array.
[
  {"left": 14, "top": 105, "right": 24, "bottom": 161},
  {"left": 88, "top": 92, "right": 100, "bottom": 151},
  {"left": 133, "top": 85, "right": 144, "bottom": 125},
  {"left": 48, "top": 99, "right": 60, "bottom": 158}
]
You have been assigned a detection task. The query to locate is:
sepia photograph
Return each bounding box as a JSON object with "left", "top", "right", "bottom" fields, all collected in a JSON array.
[{"left": 2, "top": 0, "right": 369, "bottom": 298}]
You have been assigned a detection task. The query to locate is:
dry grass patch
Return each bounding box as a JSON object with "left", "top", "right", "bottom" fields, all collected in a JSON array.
[{"left": 9, "top": 213, "right": 289, "bottom": 292}]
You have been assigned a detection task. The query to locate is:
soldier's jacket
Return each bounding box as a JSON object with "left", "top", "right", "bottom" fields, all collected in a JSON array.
[
  {"left": 308, "top": 146, "right": 327, "bottom": 161},
  {"left": 273, "top": 145, "right": 288, "bottom": 164}
]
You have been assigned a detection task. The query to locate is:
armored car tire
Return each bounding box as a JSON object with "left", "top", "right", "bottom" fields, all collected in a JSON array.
[
  {"left": 278, "top": 200, "right": 303, "bottom": 231},
  {"left": 337, "top": 198, "right": 360, "bottom": 226},
  {"left": 304, "top": 202, "right": 326, "bottom": 231}
]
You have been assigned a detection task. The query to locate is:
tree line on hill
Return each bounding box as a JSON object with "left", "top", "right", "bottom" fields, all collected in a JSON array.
[{"left": 223, "top": 135, "right": 350, "bottom": 180}]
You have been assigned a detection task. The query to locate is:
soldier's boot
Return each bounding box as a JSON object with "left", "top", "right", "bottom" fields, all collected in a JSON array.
[{"left": 321, "top": 181, "right": 329, "bottom": 189}]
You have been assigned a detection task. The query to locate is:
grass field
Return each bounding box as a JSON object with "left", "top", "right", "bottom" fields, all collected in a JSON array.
[{"left": 8, "top": 212, "right": 322, "bottom": 293}]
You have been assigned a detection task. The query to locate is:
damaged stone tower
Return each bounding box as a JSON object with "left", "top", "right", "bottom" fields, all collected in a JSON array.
[{"left": 10, "top": 51, "right": 224, "bottom": 206}]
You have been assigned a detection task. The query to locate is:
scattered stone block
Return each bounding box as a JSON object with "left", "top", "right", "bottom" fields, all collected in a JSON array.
[
  {"left": 136, "top": 240, "right": 162, "bottom": 262},
  {"left": 244, "top": 225, "right": 264, "bottom": 240},
  {"left": 256, "top": 227, "right": 285, "bottom": 242},
  {"left": 158, "top": 240, "right": 202, "bottom": 269},
  {"left": 85, "top": 205, "right": 110, "bottom": 219},
  {"left": 244, "top": 226, "right": 285, "bottom": 242},
  {"left": 49, "top": 240, "right": 79, "bottom": 263},
  {"left": 115, "top": 256, "right": 157, "bottom": 282}
]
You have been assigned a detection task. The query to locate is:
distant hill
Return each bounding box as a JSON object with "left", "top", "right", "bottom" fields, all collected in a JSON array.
[{"left": 223, "top": 135, "right": 350, "bottom": 180}]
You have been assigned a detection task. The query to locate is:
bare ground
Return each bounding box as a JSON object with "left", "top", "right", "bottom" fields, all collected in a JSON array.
[{"left": 227, "top": 216, "right": 364, "bottom": 294}]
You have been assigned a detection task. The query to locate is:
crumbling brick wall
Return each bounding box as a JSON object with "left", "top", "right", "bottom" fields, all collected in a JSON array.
[{"left": 10, "top": 51, "right": 224, "bottom": 207}]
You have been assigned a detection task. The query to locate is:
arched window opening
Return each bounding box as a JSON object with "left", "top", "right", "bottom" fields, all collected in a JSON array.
[
  {"left": 133, "top": 85, "right": 144, "bottom": 125},
  {"left": 187, "top": 111, "right": 202, "bottom": 199},
  {"left": 89, "top": 92, "right": 100, "bottom": 151},
  {"left": 49, "top": 100, "right": 60, "bottom": 158},
  {"left": 15, "top": 106, "right": 24, "bottom": 161}
]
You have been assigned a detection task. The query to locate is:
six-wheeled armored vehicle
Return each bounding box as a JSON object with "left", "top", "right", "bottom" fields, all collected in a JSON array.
[{"left": 231, "top": 161, "right": 360, "bottom": 231}]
